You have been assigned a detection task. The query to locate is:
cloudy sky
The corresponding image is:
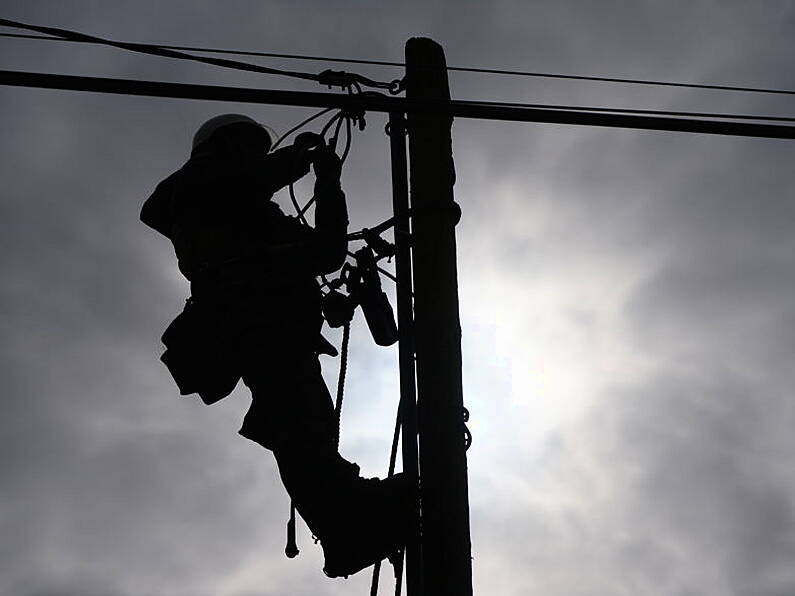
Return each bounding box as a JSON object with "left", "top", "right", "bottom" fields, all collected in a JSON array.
[{"left": 1, "top": 2, "right": 794, "bottom": 595}]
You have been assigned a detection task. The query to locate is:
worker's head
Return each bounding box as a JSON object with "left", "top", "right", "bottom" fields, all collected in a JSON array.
[{"left": 192, "top": 113, "right": 273, "bottom": 155}]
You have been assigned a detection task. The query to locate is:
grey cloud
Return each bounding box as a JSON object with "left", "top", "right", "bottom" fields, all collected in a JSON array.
[
  {"left": 470, "top": 366, "right": 795, "bottom": 595},
  {"left": 608, "top": 371, "right": 795, "bottom": 596},
  {"left": 2, "top": 1, "right": 795, "bottom": 595}
]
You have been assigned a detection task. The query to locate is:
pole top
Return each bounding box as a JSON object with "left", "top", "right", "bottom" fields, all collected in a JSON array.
[{"left": 405, "top": 38, "right": 451, "bottom": 103}]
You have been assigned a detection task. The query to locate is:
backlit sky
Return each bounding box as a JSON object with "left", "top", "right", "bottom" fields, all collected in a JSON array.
[{"left": 1, "top": 2, "right": 794, "bottom": 595}]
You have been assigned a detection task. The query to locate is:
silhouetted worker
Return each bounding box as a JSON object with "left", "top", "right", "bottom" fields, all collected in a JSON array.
[{"left": 141, "top": 114, "right": 410, "bottom": 578}]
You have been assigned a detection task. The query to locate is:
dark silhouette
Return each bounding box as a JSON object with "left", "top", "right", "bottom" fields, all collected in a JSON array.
[{"left": 141, "top": 114, "right": 411, "bottom": 578}]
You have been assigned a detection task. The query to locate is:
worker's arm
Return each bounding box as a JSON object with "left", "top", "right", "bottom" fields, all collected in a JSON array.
[
  {"left": 310, "top": 146, "right": 349, "bottom": 274},
  {"left": 257, "top": 132, "right": 321, "bottom": 195}
]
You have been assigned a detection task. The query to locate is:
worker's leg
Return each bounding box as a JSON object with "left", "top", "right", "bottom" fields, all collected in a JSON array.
[
  {"left": 239, "top": 349, "right": 412, "bottom": 577},
  {"left": 239, "top": 349, "right": 361, "bottom": 531}
]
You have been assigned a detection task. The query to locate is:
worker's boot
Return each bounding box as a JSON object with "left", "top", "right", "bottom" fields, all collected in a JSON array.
[
  {"left": 320, "top": 471, "right": 415, "bottom": 578},
  {"left": 273, "top": 448, "right": 415, "bottom": 578},
  {"left": 273, "top": 448, "right": 360, "bottom": 536}
]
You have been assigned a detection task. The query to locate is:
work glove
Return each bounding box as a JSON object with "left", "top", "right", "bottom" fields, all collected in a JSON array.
[
  {"left": 293, "top": 132, "right": 323, "bottom": 151},
  {"left": 312, "top": 144, "right": 342, "bottom": 182},
  {"left": 285, "top": 132, "right": 322, "bottom": 177}
]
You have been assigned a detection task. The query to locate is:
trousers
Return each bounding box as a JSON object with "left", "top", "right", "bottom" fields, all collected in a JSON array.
[{"left": 238, "top": 346, "right": 364, "bottom": 539}]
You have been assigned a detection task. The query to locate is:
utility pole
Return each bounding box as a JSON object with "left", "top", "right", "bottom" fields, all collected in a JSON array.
[{"left": 405, "top": 37, "right": 473, "bottom": 596}]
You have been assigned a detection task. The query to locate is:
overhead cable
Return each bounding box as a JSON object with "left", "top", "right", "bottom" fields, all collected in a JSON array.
[
  {"left": 0, "top": 31, "right": 405, "bottom": 68},
  {"left": 2, "top": 28, "right": 794, "bottom": 97},
  {"left": 0, "top": 18, "right": 400, "bottom": 93},
  {"left": 2, "top": 69, "right": 795, "bottom": 139},
  {"left": 447, "top": 65, "right": 795, "bottom": 97},
  {"left": 458, "top": 98, "right": 795, "bottom": 123}
]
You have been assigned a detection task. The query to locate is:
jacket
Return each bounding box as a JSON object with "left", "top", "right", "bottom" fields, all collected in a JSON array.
[{"left": 142, "top": 142, "right": 348, "bottom": 403}]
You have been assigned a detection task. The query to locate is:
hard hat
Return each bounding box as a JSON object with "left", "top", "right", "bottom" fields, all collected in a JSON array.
[{"left": 192, "top": 113, "right": 275, "bottom": 150}]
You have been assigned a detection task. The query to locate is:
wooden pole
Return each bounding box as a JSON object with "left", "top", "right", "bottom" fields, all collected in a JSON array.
[{"left": 405, "top": 37, "right": 473, "bottom": 596}]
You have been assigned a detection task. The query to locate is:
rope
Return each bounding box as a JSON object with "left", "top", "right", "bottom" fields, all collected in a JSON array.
[
  {"left": 271, "top": 107, "right": 335, "bottom": 151},
  {"left": 288, "top": 181, "right": 309, "bottom": 227},
  {"left": 264, "top": 107, "right": 399, "bottom": 576},
  {"left": 285, "top": 502, "right": 299, "bottom": 558},
  {"left": 279, "top": 107, "right": 352, "bottom": 559},
  {"left": 273, "top": 106, "right": 404, "bottom": 589},
  {"left": 283, "top": 107, "right": 358, "bottom": 228},
  {"left": 298, "top": 110, "right": 356, "bottom": 218},
  {"left": 334, "top": 322, "right": 351, "bottom": 450},
  {"left": 279, "top": 107, "right": 359, "bottom": 293}
]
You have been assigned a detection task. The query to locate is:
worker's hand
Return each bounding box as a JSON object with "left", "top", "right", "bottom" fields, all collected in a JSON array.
[
  {"left": 312, "top": 145, "right": 342, "bottom": 182},
  {"left": 287, "top": 133, "right": 322, "bottom": 179},
  {"left": 293, "top": 132, "right": 322, "bottom": 151}
]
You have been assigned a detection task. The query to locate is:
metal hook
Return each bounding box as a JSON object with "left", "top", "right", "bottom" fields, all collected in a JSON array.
[{"left": 389, "top": 78, "right": 406, "bottom": 95}]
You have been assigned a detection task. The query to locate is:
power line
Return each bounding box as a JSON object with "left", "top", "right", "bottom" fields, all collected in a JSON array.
[
  {"left": 1, "top": 28, "right": 792, "bottom": 124},
  {"left": 0, "top": 18, "right": 399, "bottom": 92},
  {"left": 0, "top": 31, "right": 406, "bottom": 68},
  {"left": 447, "top": 66, "right": 795, "bottom": 97},
  {"left": 2, "top": 69, "right": 794, "bottom": 140},
  {"left": 459, "top": 98, "right": 795, "bottom": 123},
  {"left": 0, "top": 19, "right": 317, "bottom": 83},
  {"left": 2, "top": 28, "right": 794, "bottom": 97}
]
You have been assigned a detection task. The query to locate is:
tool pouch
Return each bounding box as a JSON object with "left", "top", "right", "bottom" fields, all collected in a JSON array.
[{"left": 160, "top": 298, "right": 241, "bottom": 405}]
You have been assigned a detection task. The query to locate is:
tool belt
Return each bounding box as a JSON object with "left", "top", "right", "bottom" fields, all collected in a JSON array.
[
  {"left": 160, "top": 297, "right": 242, "bottom": 405},
  {"left": 160, "top": 286, "right": 338, "bottom": 405}
]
